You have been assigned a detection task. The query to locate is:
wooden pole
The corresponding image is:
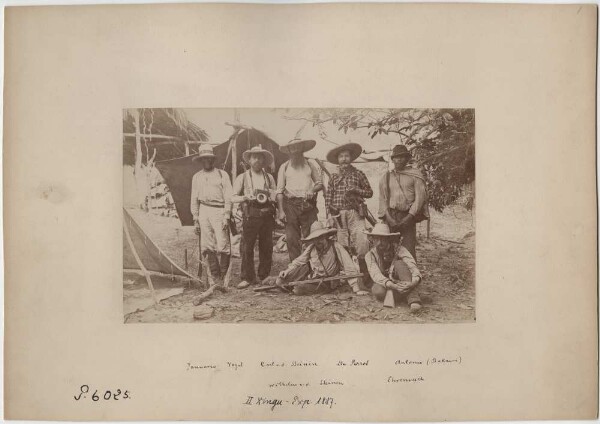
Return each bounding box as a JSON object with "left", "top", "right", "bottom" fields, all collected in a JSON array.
[
  {"left": 426, "top": 219, "right": 431, "bottom": 239},
  {"left": 231, "top": 133, "right": 237, "bottom": 181},
  {"left": 123, "top": 217, "right": 159, "bottom": 306},
  {"left": 184, "top": 248, "right": 188, "bottom": 270}
]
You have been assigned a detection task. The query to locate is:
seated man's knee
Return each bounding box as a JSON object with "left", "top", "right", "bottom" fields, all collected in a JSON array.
[
  {"left": 393, "top": 259, "right": 412, "bottom": 281},
  {"left": 371, "top": 284, "right": 386, "bottom": 301}
]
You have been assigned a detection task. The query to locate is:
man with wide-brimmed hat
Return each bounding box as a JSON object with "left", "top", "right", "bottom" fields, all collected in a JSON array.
[
  {"left": 231, "top": 145, "right": 277, "bottom": 289},
  {"left": 378, "top": 144, "right": 429, "bottom": 261},
  {"left": 276, "top": 138, "right": 324, "bottom": 261},
  {"left": 190, "top": 144, "right": 233, "bottom": 284},
  {"left": 364, "top": 222, "right": 422, "bottom": 311},
  {"left": 274, "top": 221, "right": 369, "bottom": 296},
  {"left": 325, "top": 141, "right": 373, "bottom": 287}
]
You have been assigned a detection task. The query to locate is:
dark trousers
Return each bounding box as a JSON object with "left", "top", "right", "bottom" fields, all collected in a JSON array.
[
  {"left": 371, "top": 258, "right": 421, "bottom": 305},
  {"left": 240, "top": 215, "right": 274, "bottom": 283},
  {"left": 387, "top": 209, "right": 417, "bottom": 261},
  {"left": 283, "top": 198, "right": 318, "bottom": 261}
]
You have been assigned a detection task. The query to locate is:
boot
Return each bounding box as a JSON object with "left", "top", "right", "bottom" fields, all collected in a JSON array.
[
  {"left": 219, "top": 253, "right": 231, "bottom": 279},
  {"left": 358, "top": 257, "right": 373, "bottom": 290},
  {"left": 205, "top": 251, "right": 222, "bottom": 283}
]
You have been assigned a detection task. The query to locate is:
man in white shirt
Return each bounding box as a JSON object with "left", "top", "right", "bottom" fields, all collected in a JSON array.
[
  {"left": 190, "top": 144, "right": 232, "bottom": 285},
  {"left": 276, "top": 138, "right": 324, "bottom": 261},
  {"left": 231, "top": 145, "right": 277, "bottom": 289}
]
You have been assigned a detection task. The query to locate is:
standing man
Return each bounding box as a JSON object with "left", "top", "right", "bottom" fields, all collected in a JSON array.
[
  {"left": 325, "top": 142, "right": 373, "bottom": 287},
  {"left": 378, "top": 145, "right": 428, "bottom": 261},
  {"left": 190, "top": 144, "right": 232, "bottom": 285},
  {"left": 232, "top": 145, "right": 277, "bottom": 289},
  {"left": 363, "top": 222, "right": 422, "bottom": 311},
  {"left": 276, "top": 138, "right": 324, "bottom": 261}
]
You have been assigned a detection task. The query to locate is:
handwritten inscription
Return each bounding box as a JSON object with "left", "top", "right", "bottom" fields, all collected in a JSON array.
[
  {"left": 185, "top": 356, "right": 462, "bottom": 371},
  {"left": 427, "top": 357, "right": 461, "bottom": 365},
  {"left": 244, "top": 395, "right": 336, "bottom": 411},
  {"left": 395, "top": 356, "right": 462, "bottom": 366},
  {"left": 395, "top": 359, "right": 423, "bottom": 365},
  {"left": 187, "top": 362, "right": 217, "bottom": 370},
  {"left": 387, "top": 376, "right": 425, "bottom": 383},
  {"left": 268, "top": 381, "right": 310, "bottom": 388},
  {"left": 182, "top": 355, "right": 463, "bottom": 402},
  {"left": 227, "top": 361, "right": 243, "bottom": 370},
  {"left": 260, "top": 360, "right": 319, "bottom": 367},
  {"left": 320, "top": 379, "right": 344, "bottom": 386},
  {"left": 337, "top": 359, "right": 369, "bottom": 367},
  {"left": 73, "top": 385, "right": 131, "bottom": 401}
]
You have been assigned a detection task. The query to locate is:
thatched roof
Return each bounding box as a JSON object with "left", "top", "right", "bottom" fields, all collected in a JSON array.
[{"left": 123, "top": 109, "right": 209, "bottom": 165}]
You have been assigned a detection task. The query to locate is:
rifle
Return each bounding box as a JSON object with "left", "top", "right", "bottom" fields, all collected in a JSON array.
[{"left": 253, "top": 273, "right": 364, "bottom": 292}]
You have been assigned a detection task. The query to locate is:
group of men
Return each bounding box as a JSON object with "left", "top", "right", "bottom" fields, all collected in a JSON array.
[{"left": 190, "top": 139, "right": 428, "bottom": 311}]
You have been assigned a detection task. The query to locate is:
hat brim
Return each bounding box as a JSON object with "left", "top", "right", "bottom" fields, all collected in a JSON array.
[
  {"left": 193, "top": 154, "right": 216, "bottom": 162},
  {"left": 326, "top": 143, "right": 363, "bottom": 164},
  {"left": 363, "top": 229, "right": 402, "bottom": 237},
  {"left": 301, "top": 228, "right": 337, "bottom": 242},
  {"left": 280, "top": 139, "right": 317, "bottom": 154},
  {"left": 242, "top": 149, "right": 274, "bottom": 166}
]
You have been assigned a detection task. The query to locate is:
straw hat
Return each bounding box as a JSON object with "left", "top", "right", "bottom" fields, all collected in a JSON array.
[
  {"left": 363, "top": 222, "right": 401, "bottom": 237},
  {"left": 193, "top": 144, "right": 216, "bottom": 161},
  {"left": 326, "top": 142, "right": 363, "bottom": 164},
  {"left": 279, "top": 138, "right": 316, "bottom": 155},
  {"left": 301, "top": 221, "right": 337, "bottom": 242},
  {"left": 242, "top": 144, "right": 274, "bottom": 166}
]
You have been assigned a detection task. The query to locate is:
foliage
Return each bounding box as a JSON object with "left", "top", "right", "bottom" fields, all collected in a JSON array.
[{"left": 284, "top": 108, "right": 475, "bottom": 211}]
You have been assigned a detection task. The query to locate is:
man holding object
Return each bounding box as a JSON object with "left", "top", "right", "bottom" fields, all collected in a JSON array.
[
  {"left": 275, "top": 221, "right": 368, "bottom": 296},
  {"left": 190, "top": 144, "right": 232, "bottom": 285},
  {"left": 378, "top": 145, "right": 428, "bottom": 261},
  {"left": 325, "top": 141, "right": 373, "bottom": 287},
  {"left": 276, "top": 138, "right": 324, "bottom": 261},
  {"left": 364, "top": 223, "right": 422, "bottom": 312},
  {"left": 232, "top": 145, "right": 277, "bottom": 289}
]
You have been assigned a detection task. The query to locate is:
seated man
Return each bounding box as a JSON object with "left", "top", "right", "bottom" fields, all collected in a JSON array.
[
  {"left": 363, "top": 222, "right": 423, "bottom": 311},
  {"left": 275, "top": 221, "right": 369, "bottom": 296}
]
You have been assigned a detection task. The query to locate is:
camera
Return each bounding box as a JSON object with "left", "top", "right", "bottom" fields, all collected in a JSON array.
[{"left": 254, "top": 189, "right": 270, "bottom": 205}]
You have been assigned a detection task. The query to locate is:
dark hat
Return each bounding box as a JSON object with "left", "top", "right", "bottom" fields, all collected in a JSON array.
[
  {"left": 326, "top": 142, "right": 363, "bottom": 164},
  {"left": 279, "top": 138, "right": 317, "bottom": 155},
  {"left": 391, "top": 145, "right": 411, "bottom": 159}
]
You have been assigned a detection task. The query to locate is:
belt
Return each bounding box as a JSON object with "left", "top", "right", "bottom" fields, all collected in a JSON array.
[{"left": 199, "top": 201, "right": 225, "bottom": 209}]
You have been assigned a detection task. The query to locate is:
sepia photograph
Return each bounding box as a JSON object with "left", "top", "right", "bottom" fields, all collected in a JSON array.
[
  {"left": 123, "top": 108, "right": 475, "bottom": 323},
  {"left": 5, "top": 4, "right": 596, "bottom": 420}
]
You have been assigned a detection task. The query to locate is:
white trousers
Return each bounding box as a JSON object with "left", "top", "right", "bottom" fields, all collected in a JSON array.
[
  {"left": 339, "top": 209, "right": 369, "bottom": 257},
  {"left": 199, "top": 204, "right": 230, "bottom": 254}
]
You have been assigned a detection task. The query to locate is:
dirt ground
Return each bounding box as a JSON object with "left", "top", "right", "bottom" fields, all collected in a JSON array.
[{"left": 124, "top": 205, "right": 475, "bottom": 324}]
